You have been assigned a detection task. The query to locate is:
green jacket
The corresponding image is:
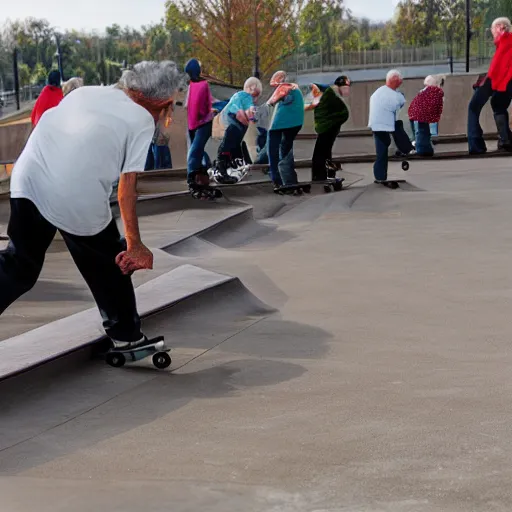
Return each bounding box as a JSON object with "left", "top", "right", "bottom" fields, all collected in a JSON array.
[{"left": 314, "top": 87, "right": 349, "bottom": 134}]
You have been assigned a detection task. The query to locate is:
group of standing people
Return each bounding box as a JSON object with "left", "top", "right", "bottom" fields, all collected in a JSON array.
[
  {"left": 367, "top": 16, "right": 512, "bottom": 184},
  {"left": 184, "top": 61, "right": 352, "bottom": 192}
]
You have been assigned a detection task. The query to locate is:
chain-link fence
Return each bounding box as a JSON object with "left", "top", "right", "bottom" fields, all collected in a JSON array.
[{"left": 283, "top": 33, "right": 495, "bottom": 77}]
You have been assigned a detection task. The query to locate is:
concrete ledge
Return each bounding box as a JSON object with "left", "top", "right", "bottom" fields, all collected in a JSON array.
[{"left": 0, "top": 264, "right": 236, "bottom": 381}]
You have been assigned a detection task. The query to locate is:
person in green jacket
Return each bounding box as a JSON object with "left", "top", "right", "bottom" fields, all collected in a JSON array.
[{"left": 311, "top": 76, "right": 351, "bottom": 180}]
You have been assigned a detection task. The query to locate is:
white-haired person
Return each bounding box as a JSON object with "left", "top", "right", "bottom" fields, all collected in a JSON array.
[
  {"left": 62, "top": 76, "right": 84, "bottom": 96},
  {"left": 266, "top": 70, "right": 305, "bottom": 190},
  {"left": 1, "top": 61, "right": 180, "bottom": 351},
  {"left": 468, "top": 17, "right": 512, "bottom": 154},
  {"left": 408, "top": 75, "right": 445, "bottom": 156},
  {"left": 211, "top": 77, "right": 262, "bottom": 184},
  {"left": 368, "top": 69, "right": 413, "bottom": 183}
]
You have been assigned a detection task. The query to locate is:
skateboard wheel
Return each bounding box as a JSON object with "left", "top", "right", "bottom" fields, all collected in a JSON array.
[
  {"left": 402, "top": 161, "right": 410, "bottom": 171},
  {"left": 106, "top": 352, "right": 126, "bottom": 368},
  {"left": 333, "top": 181, "right": 343, "bottom": 192},
  {"left": 303, "top": 185, "right": 312, "bottom": 193},
  {"left": 323, "top": 185, "right": 331, "bottom": 193},
  {"left": 214, "top": 189, "right": 223, "bottom": 198},
  {"left": 153, "top": 352, "right": 172, "bottom": 370}
]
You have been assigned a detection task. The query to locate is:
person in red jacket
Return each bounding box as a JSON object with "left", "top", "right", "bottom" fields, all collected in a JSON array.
[
  {"left": 468, "top": 17, "right": 512, "bottom": 154},
  {"left": 31, "top": 70, "right": 63, "bottom": 127},
  {"left": 408, "top": 75, "right": 444, "bottom": 156}
]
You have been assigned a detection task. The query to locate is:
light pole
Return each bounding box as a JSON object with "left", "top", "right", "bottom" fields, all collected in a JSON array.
[
  {"left": 465, "top": 0, "right": 471, "bottom": 72},
  {"left": 55, "top": 34, "right": 65, "bottom": 81},
  {"left": 12, "top": 48, "right": 20, "bottom": 111},
  {"left": 253, "top": 0, "right": 261, "bottom": 79}
]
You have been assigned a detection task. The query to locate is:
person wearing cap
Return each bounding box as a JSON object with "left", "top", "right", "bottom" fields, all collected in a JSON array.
[
  {"left": 310, "top": 76, "right": 351, "bottom": 181},
  {"left": 31, "top": 70, "right": 63, "bottom": 127},
  {"left": 184, "top": 58, "right": 215, "bottom": 188},
  {"left": 1, "top": 61, "right": 180, "bottom": 351},
  {"left": 211, "top": 77, "right": 262, "bottom": 184}
]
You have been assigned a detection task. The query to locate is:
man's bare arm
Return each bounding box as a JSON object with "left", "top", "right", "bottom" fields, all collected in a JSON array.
[
  {"left": 116, "top": 172, "right": 153, "bottom": 274},
  {"left": 118, "top": 172, "right": 141, "bottom": 249}
]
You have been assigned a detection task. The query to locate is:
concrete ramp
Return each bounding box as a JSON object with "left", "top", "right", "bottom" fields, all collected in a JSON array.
[{"left": 0, "top": 265, "right": 253, "bottom": 381}]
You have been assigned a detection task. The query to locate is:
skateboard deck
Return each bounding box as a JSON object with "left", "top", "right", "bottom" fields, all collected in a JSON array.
[
  {"left": 274, "top": 177, "right": 345, "bottom": 195},
  {"left": 106, "top": 336, "right": 172, "bottom": 369}
]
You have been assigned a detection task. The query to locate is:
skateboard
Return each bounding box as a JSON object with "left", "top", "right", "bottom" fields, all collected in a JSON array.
[
  {"left": 189, "top": 183, "right": 223, "bottom": 200},
  {"left": 106, "top": 336, "right": 172, "bottom": 369},
  {"left": 274, "top": 177, "right": 345, "bottom": 195},
  {"left": 375, "top": 179, "right": 406, "bottom": 190}
]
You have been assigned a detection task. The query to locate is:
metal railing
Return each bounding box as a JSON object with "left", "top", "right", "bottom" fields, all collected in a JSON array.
[{"left": 284, "top": 39, "right": 495, "bottom": 75}]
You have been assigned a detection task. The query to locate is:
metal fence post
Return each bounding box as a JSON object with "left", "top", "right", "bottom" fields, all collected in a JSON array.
[{"left": 13, "top": 48, "right": 20, "bottom": 111}]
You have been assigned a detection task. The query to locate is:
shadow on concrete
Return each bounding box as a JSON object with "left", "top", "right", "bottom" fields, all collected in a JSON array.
[
  {"left": 0, "top": 357, "right": 307, "bottom": 475},
  {"left": 21, "top": 279, "right": 90, "bottom": 303},
  {"left": 0, "top": 276, "right": 332, "bottom": 475}
]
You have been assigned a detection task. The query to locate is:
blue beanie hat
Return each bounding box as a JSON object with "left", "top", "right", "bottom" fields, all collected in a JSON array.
[
  {"left": 185, "top": 59, "right": 201, "bottom": 81},
  {"left": 48, "top": 70, "right": 61, "bottom": 87}
]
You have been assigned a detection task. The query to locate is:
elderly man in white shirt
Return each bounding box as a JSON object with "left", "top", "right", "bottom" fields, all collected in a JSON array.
[
  {"left": 368, "top": 69, "right": 413, "bottom": 182},
  {"left": 2, "top": 61, "right": 180, "bottom": 351}
]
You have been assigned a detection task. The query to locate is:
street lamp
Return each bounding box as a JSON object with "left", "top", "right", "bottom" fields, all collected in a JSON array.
[
  {"left": 466, "top": 0, "right": 471, "bottom": 72},
  {"left": 54, "top": 33, "right": 65, "bottom": 81},
  {"left": 253, "top": 0, "right": 261, "bottom": 79}
]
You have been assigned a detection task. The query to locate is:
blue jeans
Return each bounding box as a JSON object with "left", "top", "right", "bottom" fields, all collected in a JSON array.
[
  {"left": 268, "top": 126, "right": 301, "bottom": 186},
  {"left": 415, "top": 122, "right": 434, "bottom": 155},
  {"left": 144, "top": 143, "right": 172, "bottom": 170},
  {"left": 373, "top": 132, "right": 391, "bottom": 181},
  {"left": 255, "top": 128, "right": 269, "bottom": 165},
  {"left": 410, "top": 121, "right": 439, "bottom": 138},
  {"left": 187, "top": 121, "right": 212, "bottom": 175}
]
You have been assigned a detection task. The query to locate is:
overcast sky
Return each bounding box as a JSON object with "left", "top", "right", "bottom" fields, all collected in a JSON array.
[{"left": 1, "top": 0, "right": 400, "bottom": 32}]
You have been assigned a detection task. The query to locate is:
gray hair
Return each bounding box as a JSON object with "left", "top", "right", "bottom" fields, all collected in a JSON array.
[
  {"left": 386, "top": 69, "right": 403, "bottom": 83},
  {"left": 118, "top": 61, "right": 182, "bottom": 100},
  {"left": 492, "top": 17, "right": 512, "bottom": 31},
  {"left": 62, "top": 77, "right": 84, "bottom": 96},
  {"left": 244, "top": 77, "right": 263, "bottom": 96}
]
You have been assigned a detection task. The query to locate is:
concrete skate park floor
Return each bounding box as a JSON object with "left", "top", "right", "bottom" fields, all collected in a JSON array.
[{"left": 3, "top": 156, "right": 512, "bottom": 511}]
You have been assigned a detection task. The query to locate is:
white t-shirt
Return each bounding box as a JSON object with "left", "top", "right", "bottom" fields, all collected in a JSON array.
[
  {"left": 368, "top": 85, "right": 406, "bottom": 132},
  {"left": 11, "top": 86, "right": 155, "bottom": 236}
]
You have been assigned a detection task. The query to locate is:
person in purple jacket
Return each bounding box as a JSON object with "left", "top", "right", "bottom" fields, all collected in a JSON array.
[{"left": 185, "top": 59, "right": 215, "bottom": 190}]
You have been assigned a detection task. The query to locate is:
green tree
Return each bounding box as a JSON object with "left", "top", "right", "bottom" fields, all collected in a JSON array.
[
  {"left": 167, "top": 0, "right": 302, "bottom": 84},
  {"left": 31, "top": 62, "right": 48, "bottom": 85},
  {"left": 17, "top": 62, "right": 31, "bottom": 87}
]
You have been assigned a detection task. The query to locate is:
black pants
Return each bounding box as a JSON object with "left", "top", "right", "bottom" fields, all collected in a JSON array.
[
  {"left": 312, "top": 125, "right": 341, "bottom": 180},
  {"left": 468, "top": 78, "right": 512, "bottom": 152},
  {"left": 0, "top": 198, "right": 143, "bottom": 342},
  {"left": 217, "top": 117, "right": 248, "bottom": 161}
]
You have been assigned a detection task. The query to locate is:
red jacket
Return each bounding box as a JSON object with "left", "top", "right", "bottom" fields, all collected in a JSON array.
[
  {"left": 31, "top": 85, "right": 63, "bottom": 126},
  {"left": 408, "top": 86, "right": 444, "bottom": 124},
  {"left": 487, "top": 32, "right": 512, "bottom": 92}
]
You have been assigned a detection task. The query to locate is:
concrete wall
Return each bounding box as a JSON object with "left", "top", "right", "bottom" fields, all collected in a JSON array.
[
  {"left": 0, "top": 73, "right": 497, "bottom": 167},
  {"left": 0, "top": 122, "right": 31, "bottom": 163},
  {"left": 302, "top": 72, "right": 494, "bottom": 135}
]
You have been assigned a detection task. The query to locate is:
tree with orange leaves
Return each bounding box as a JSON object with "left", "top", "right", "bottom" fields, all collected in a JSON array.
[{"left": 166, "top": 0, "right": 302, "bottom": 84}]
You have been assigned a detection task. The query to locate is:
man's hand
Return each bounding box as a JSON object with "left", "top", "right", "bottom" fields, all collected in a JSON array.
[
  {"left": 116, "top": 243, "right": 154, "bottom": 275},
  {"left": 236, "top": 109, "right": 249, "bottom": 126}
]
